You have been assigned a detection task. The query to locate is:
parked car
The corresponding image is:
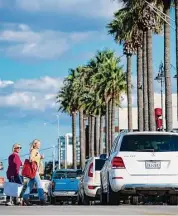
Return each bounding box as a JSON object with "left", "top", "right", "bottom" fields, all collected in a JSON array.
[
  {"left": 28, "top": 179, "right": 51, "bottom": 204},
  {"left": 50, "top": 169, "right": 82, "bottom": 205},
  {"left": 78, "top": 157, "right": 106, "bottom": 205},
  {"left": 0, "top": 186, "right": 6, "bottom": 205},
  {"left": 100, "top": 131, "right": 178, "bottom": 205}
]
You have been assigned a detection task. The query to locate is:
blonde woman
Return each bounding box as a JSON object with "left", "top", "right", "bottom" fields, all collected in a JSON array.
[{"left": 23, "top": 139, "right": 46, "bottom": 206}]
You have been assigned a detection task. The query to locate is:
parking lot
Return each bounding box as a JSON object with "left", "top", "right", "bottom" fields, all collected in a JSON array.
[{"left": 1, "top": 205, "right": 178, "bottom": 215}]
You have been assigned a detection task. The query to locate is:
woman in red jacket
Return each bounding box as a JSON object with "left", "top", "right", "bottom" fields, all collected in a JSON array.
[{"left": 6, "top": 143, "right": 23, "bottom": 206}]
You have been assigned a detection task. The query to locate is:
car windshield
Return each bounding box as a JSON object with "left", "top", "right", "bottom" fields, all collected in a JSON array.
[
  {"left": 120, "top": 134, "right": 178, "bottom": 152},
  {"left": 54, "top": 171, "right": 79, "bottom": 179},
  {"left": 0, "top": 188, "right": 3, "bottom": 194},
  {"left": 95, "top": 159, "right": 105, "bottom": 171}
]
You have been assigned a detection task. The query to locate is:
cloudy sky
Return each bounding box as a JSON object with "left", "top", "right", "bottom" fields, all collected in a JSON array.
[{"left": 0, "top": 1, "right": 177, "bottom": 170}]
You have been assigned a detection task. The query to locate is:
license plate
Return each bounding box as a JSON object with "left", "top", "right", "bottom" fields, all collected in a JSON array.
[{"left": 145, "top": 161, "right": 161, "bottom": 169}]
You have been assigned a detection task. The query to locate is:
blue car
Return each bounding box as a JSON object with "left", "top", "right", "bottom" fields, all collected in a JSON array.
[{"left": 50, "top": 169, "right": 82, "bottom": 205}]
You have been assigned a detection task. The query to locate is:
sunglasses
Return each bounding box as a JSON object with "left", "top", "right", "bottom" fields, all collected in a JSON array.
[{"left": 15, "top": 147, "right": 22, "bottom": 149}]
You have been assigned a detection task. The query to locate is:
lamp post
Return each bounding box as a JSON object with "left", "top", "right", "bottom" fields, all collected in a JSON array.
[
  {"left": 56, "top": 114, "right": 61, "bottom": 170},
  {"left": 154, "top": 61, "right": 165, "bottom": 131}
]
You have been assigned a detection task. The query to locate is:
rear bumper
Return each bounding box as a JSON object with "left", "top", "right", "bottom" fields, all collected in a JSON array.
[
  {"left": 84, "top": 186, "right": 101, "bottom": 199},
  {"left": 121, "top": 184, "right": 178, "bottom": 195},
  {"left": 52, "top": 191, "right": 78, "bottom": 197}
]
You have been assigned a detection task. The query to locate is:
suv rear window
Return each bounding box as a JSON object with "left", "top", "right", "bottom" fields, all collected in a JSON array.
[
  {"left": 120, "top": 134, "right": 178, "bottom": 152},
  {"left": 0, "top": 188, "right": 3, "bottom": 193},
  {"left": 95, "top": 159, "right": 105, "bottom": 170},
  {"left": 54, "top": 171, "right": 77, "bottom": 179}
]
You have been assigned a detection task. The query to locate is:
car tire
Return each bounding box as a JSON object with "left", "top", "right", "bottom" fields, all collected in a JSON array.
[
  {"left": 51, "top": 197, "right": 56, "bottom": 205},
  {"left": 131, "top": 196, "right": 139, "bottom": 205},
  {"left": 107, "top": 180, "right": 120, "bottom": 205},
  {"left": 100, "top": 183, "right": 107, "bottom": 205},
  {"left": 168, "top": 195, "right": 178, "bottom": 205},
  {"left": 78, "top": 194, "right": 82, "bottom": 205},
  {"left": 82, "top": 193, "right": 90, "bottom": 205}
]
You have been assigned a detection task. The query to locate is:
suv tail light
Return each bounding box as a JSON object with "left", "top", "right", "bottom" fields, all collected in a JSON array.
[
  {"left": 112, "top": 157, "right": 125, "bottom": 169},
  {"left": 88, "top": 162, "right": 93, "bottom": 177}
]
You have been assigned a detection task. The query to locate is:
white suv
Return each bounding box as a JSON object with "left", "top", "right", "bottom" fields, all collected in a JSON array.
[
  {"left": 78, "top": 157, "right": 106, "bottom": 205},
  {"left": 100, "top": 131, "right": 178, "bottom": 205}
]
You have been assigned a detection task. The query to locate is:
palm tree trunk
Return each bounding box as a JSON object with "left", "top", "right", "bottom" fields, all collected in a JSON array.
[
  {"left": 137, "top": 47, "right": 143, "bottom": 131},
  {"left": 95, "top": 115, "right": 100, "bottom": 156},
  {"left": 111, "top": 98, "right": 116, "bottom": 144},
  {"left": 127, "top": 54, "right": 132, "bottom": 131},
  {"left": 79, "top": 109, "right": 85, "bottom": 169},
  {"left": 91, "top": 116, "right": 95, "bottom": 157},
  {"left": 147, "top": 29, "right": 155, "bottom": 131},
  {"left": 83, "top": 117, "right": 86, "bottom": 162},
  {"left": 143, "top": 31, "right": 149, "bottom": 131},
  {"left": 88, "top": 116, "right": 92, "bottom": 157},
  {"left": 72, "top": 111, "right": 77, "bottom": 169},
  {"left": 164, "top": 4, "right": 172, "bottom": 131},
  {"left": 175, "top": 0, "right": 178, "bottom": 122},
  {"left": 99, "top": 115, "right": 104, "bottom": 154},
  {"left": 105, "top": 103, "right": 109, "bottom": 155},
  {"left": 108, "top": 99, "right": 112, "bottom": 151}
]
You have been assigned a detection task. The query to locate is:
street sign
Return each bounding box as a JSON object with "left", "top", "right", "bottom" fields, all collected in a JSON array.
[{"left": 0, "top": 162, "right": 3, "bottom": 170}]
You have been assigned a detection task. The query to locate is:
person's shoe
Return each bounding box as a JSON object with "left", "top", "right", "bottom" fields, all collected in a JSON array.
[
  {"left": 5, "top": 201, "right": 14, "bottom": 206},
  {"left": 40, "top": 200, "right": 47, "bottom": 206},
  {"left": 23, "top": 199, "right": 32, "bottom": 206}
]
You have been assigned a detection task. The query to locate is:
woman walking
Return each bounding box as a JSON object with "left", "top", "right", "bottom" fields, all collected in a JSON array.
[
  {"left": 23, "top": 139, "right": 46, "bottom": 206},
  {"left": 6, "top": 143, "right": 23, "bottom": 206}
]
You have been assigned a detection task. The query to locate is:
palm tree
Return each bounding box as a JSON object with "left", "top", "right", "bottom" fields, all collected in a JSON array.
[
  {"left": 175, "top": 0, "right": 178, "bottom": 123},
  {"left": 162, "top": 0, "right": 173, "bottom": 131},
  {"left": 92, "top": 50, "right": 127, "bottom": 149},
  {"left": 57, "top": 68, "right": 81, "bottom": 169},
  {"left": 107, "top": 9, "right": 136, "bottom": 132}
]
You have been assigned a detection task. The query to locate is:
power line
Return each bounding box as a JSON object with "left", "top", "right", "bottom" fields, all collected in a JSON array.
[{"left": 0, "top": 146, "right": 57, "bottom": 162}]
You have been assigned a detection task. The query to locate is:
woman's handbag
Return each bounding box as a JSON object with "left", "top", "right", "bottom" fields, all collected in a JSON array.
[
  {"left": 22, "top": 159, "right": 38, "bottom": 179},
  {"left": 4, "top": 181, "right": 23, "bottom": 198}
]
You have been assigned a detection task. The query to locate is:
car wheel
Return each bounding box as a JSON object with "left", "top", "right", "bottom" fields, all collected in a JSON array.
[
  {"left": 82, "top": 193, "right": 90, "bottom": 205},
  {"left": 168, "top": 196, "right": 178, "bottom": 205},
  {"left": 77, "top": 194, "right": 82, "bottom": 205},
  {"left": 107, "top": 181, "right": 120, "bottom": 205},
  {"left": 51, "top": 197, "right": 56, "bottom": 205},
  {"left": 131, "top": 196, "right": 139, "bottom": 205},
  {"left": 72, "top": 199, "right": 76, "bottom": 205},
  {"left": 100, "top": 183, "right": 107, "bottom": 205}
]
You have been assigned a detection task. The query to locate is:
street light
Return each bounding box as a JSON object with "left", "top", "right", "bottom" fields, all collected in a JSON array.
[{"left": 154, "top": 61, "right": 164, "bottom": 131}]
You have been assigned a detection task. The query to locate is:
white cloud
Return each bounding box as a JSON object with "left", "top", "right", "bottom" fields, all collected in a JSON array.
[
  {"left": 0, "top": 24, "right": 101, "bottom": 59},
  {"left": 14, "top": 76, "right": 63, "bottom": 92},
  {"left": 15, "top": 0, "right": 122, "bottom": 18},
  {"left": 0, "top": 80, "right": 14, "bottom": 88},
  {"left": 0, "top": 76, "right": 63, "bottom": 111}
]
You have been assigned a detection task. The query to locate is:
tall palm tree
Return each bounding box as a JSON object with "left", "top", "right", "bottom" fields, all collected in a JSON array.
[
  {"left": 162, "top": 0, "right": 173, "bottom": 131},
  {"left": 107, "top": 9, "right": 136, "bottom": 132},
  {"left": 56, "top": 70, "right": 78, "bottom": 169},
  {"left": 92, "top": 50, "right": 127, "bottom": 149},
  {"left": 175, "top": 0, "right": 178, "bottom": 122}
]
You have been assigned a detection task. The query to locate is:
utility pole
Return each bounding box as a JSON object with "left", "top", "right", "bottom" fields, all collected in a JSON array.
[{"left": 52, "top": 145, "right": 55, "bottom": 172}]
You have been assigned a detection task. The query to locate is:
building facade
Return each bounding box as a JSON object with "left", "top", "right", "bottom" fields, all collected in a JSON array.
[{"left": 59, "top": 133, "right": 80, "bottom": 166}]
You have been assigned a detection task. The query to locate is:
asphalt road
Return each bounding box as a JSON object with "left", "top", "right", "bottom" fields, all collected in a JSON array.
[{"left": 1, "top": 205, "right": 178, "bottom": 215}]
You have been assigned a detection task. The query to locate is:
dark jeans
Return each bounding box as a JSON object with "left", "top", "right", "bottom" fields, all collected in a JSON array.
[{"left": 7, "top": 175, "right": 23, "bottom": 203}]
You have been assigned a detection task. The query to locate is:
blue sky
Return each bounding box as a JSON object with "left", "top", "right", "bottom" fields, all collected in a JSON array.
[{"left": 0, "top": 0, "right": 177, "bottom": 175}]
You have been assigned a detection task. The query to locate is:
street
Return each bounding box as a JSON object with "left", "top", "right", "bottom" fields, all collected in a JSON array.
[{"left": 0, "top": 205, "right": 178, "bottom": 215}]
